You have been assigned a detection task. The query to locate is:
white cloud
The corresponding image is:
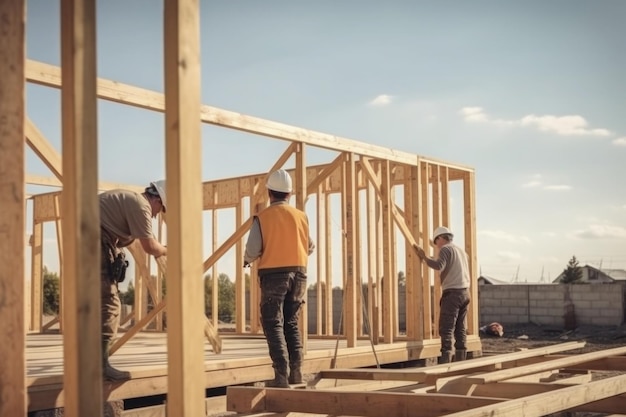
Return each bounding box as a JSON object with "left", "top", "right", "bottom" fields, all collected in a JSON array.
[
  {"left": 612, "top": 137, "right": 626, "bottom": 146},
  {"left": 520, "top": 114, "right": 611, "bottom": 137},
  {"left": 368, "top": 94, "right": 393, "bottom": 107},
  {"left": 496, "top": 251, "right": 522, "bottom": 261},
  {"left": 479, "top": 230, "right": 531, "bottom": 244},
  {"left": 570, "top": 224, "right": 626, "bottom": 239},
  {"left": 459, "top": 107, "right": 488, "bottom": 122},
  {"left": 543, "top": 185, "right": 572, "bottom": 191},
  {"left": 541, "top": 232, "right": 557, "bottom": 238},
  {"left": 522, "top": 180, "right": 542, "bottom": 188},
  {"left": 520, "top": 174, "right": 570, "bottom": 190},
  {"left": 459, "top": 107, "right": 612, "bottom": 137}
]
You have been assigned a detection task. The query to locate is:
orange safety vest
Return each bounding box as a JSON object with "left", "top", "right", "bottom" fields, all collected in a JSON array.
[{"left": 257, "top": 203, "right": 309, "bottom": 272}]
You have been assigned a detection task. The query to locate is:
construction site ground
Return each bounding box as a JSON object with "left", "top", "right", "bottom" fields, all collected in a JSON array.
[{"left": 480, "top": 322, "right": 626, "bottom": 354}]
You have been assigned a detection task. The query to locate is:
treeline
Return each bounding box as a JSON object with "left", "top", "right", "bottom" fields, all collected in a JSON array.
[{"left": 41, "top": 269, "right": 251, "bottom": 323}]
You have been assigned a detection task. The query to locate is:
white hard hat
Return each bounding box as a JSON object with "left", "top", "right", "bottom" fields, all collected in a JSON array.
[
  {"left": 150, "top": 180, "right": 167, "bottom": 210},
  {"left": 433, "top": 226, "right": 453, "bottom": 242},
  {"left": 266, "top": 169, "right": 293, "bottom": 193}
]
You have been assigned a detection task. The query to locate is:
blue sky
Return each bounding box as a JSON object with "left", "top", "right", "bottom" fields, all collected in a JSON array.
[{"left": 25, "top": 0, "right": 626, "bottom": 284}]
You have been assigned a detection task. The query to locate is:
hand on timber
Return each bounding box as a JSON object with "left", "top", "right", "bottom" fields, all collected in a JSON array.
[{"left": 412, "top": 244, "right": 426, "bottom": 260}]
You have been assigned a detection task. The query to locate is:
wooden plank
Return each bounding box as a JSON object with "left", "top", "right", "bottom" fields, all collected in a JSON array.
[
  {"left": 315, "top": 187, "right": 326, "bottom": 335},
  {"left": 54, "top": 194, "right": 64, "bottom": 331},
  {"left": 466, "top": 346, "right": 626, "bottom": 384},
  {"left": 163, "top": 1, "right": 205, "bottom": 415},
  {"left": 366, "top": 180, "right": 378, "bottom": 343},
  {"left": 463, "top": 171, "right": 478, "bottom": 334},
  {"left": 211, "top": 208, "right": 218, "bottom": 328},
  {"left": 445, "top": 374, "right": 626, "bottom": 417},
  {"left": 419, "top": 160, "right": 432, "bottom": 338},
  {"left": 26, "top": 60, "right": 420, "bottom": 165},
  {"left": 320, "top": 342, "right": 587, "bottom": 382},
  {"left": 203, "top": 217, "right": 253, "bottom": 271},
  {"left": 25, "top": 172, "right": 145, "bottom": 193},
  {"left": 235, "top": 204, "right": 245, "bottom": 333},
  {"left": 295, "top": 143, "right": 308, "bottom": 350},
  {"left": 0, "top": 0, "right": 26, "bottom": 414},
  {"left": 59, "top": 0, "right": 102, "bottom": 415},
  {"left": 30, "top": 220, "right": 44, "bottom": 331},
  {"left": 380, "top": 160, "right": 394, "bottom": 343},
  {"left": 25, "top": 118, "right": 63, "bottom": 180},
  {"left": 342, "top": 153, "right": 358, "bottom": 347},
  {"left": 324, "top": 193, "right": 334, "bottom": 335},
  {"left": 226, "top": 387, "right": 501, "bottom": 417}
]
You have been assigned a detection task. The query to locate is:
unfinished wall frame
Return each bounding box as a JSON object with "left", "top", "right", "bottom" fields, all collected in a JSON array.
[{"left": 8, "top": 3, "right": 482, "bottom": 412}]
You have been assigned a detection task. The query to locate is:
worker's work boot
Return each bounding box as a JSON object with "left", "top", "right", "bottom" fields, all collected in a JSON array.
[
  {"left": 266, "top": 368, "right": 289, "bottom": 388},
  {"left": 438, "top": 351, "right": 453, "bottom": 364},
  {"left": 454, "top": 349, "right": 467, "bottom": 362},
  {"left": 102, "top": 341, "right": 131, "bottom": 381},
  {"left": 288, "top": 365, "right": 303, "bottom": 384}
]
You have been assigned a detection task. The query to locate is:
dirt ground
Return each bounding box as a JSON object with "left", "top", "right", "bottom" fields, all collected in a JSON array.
[{"left": 479, "top": 322, "right": 626, "bottom": 354}]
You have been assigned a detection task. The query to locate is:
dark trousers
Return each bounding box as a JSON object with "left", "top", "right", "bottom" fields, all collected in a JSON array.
[
  {"left": 101, "top": 240, "right": 121, "bottom": 343},
  {"left": 259, "top": 271, "right": 307, "bottom": 372},
  {"left": 439, "top": 288, "right": 470, "bottom": 353}
]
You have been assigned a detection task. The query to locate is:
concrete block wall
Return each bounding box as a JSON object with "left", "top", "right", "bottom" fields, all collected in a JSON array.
[{"left": 479, "top": 283, "right": 626, "bottom": 328}]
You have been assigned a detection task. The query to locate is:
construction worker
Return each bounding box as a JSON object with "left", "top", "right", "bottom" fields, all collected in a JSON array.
[
  {"left": 244, "top": 169, "right": 315, "bottom": 388},
  {"left": 99, "top": 180, "right": 168, "bottom": 380},
  {"left": 413, "top": 226, "right": 471, "bottom": 363}
]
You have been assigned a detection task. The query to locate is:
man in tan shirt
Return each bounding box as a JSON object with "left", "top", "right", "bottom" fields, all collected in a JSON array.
[{"left": 99, "top": 180, "right": 168, "bottom": 380}]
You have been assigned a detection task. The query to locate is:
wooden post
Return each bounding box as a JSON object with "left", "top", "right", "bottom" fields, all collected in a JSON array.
[
  {"left": 295, "top": 143, "right": 308, "bottom": 350},
  {"left": 342, "top": 152, "right": 357, "bottom": 347},
  {"left": 163, "top": 0, "right": 205, "bottom": 415},
  {"left": 0, "top": 0, "right": 26, "bottom": 414},
  {"left": 380, "top": 160, "right": 394, "bottom": 343},
  {"left": 60, "top": 0, "right": 103, "bottom": 415},
  {"left": 464, "top": 171, "right": 478, "bottom": 335},
  {"left": 420, "top": 161, "right": 432, "bottom": 339},
  {"left": 30, "top": 217, "right": 44, "bottom": 332}
]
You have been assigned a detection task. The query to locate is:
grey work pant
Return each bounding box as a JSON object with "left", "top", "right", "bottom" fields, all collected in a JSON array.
[
  {"left": 439, "top": 288, "right": 470, "bottom": 353},
  {"left": 101, "top": 241, "right": 121, "bottom": 343},
  {"left": 259, "top": 271, "right": 307, "bottom": 372}
]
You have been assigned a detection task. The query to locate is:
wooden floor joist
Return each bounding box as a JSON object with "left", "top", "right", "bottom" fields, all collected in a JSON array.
[{"left": 225, "top": 343, "right": 626, "bottom": 417}]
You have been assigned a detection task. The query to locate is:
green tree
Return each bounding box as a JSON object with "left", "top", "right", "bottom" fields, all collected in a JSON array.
[
  {"left": 398, "top": 271, "right": 406, "bottom": 287},
  {"left": 204, "top": 273, "right": 236, "bottom": 322},
  {"left": 120, "top": 281, "right": 135, "bottom": 305},
  {"left": 43, "top": 267, "right": 60, "bottom": 315},
  {"left": 561, "top": 256, "right": 583, "bottom": 284}
]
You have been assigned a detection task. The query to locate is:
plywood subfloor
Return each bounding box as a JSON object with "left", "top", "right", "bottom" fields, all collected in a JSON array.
[{"left": 28, "top": 331, "right": 471, "bottom": 412}]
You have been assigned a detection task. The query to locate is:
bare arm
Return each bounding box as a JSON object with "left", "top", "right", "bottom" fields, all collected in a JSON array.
[{"left": 139, "top": 237, "right": 167, "bottom": 258}]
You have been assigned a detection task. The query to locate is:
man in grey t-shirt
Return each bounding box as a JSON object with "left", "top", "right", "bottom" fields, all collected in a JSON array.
[
  {"left": 99, "top": 180, "right": 168, "bottom": 380},
  {"left": 414, "top": 226, "right": 471, "bottom": 364}
]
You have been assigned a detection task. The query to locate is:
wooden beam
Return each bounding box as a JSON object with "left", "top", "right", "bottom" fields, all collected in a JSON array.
[
  {"left": 226, "top": 387, "right": 500, "bottom": 417},
  {"left": 465, "top": 346, "right": 626, "bottom": 385},
  {"left": 25, "top": 118, "right": 63, "bottom": 180},
  {"left": 163, "top": 1, "right": 205, "bottom": 415},
  {"left": 463, "top": 171, "right": 478, "bottom": 334},
  {"left": 59, "top": 0, "right": 102, "bottom": 415},
  {"left": 26, "top": 59, "right": 425, "bottom": 165},
  {"left": 342, "top": 152, "right": 358, "bottom": 347},
  {"left": 30, "top": 219, "right": 43, "bottom": 331},
  {"left": 320, "top": 342, "right": 587, "bottom": 382},
  {"left": 25, "top": 172, "right": 145, "bottom": 193},
  {"left": 295, "top": 143, "right": 308, "bottom": 350},
  {"left": 203, "top": 217, "right": 253, "bottom": 272},
  {"left": 445, "top": 374, "right": 626, "bottom": 417},
  {"left": 0, "top": 0, "right": 26, "bottom": 414}
]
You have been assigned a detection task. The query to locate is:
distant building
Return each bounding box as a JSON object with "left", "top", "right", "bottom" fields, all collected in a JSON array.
[
  {"left": 478, "top": 275, "right": 511, "bottom": 285},
  {"left": 552, "top": 265, "right": 626, "bottom": 284}
]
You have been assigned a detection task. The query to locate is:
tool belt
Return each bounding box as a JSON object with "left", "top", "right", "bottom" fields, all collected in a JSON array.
[{"left": 102, "top": 229, "right": 129, "bottom": 283}]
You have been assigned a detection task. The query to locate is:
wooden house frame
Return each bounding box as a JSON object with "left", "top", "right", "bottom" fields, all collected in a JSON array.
[{"left": 2, "top": 1, "right": 485, "bottom": 415}]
